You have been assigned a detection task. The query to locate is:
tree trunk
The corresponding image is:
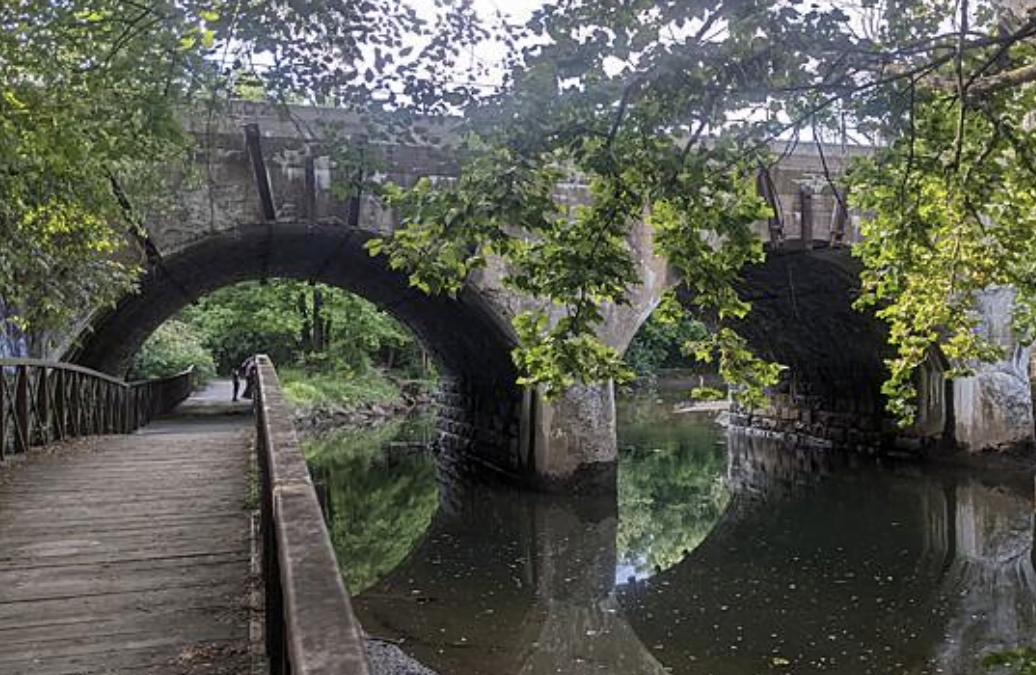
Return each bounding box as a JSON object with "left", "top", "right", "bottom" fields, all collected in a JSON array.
[
  {"left": 312, "top": 286, "right": 325, "bottom": 352},
  {"left": 298, "top": 290, "right": 312, "bottom": 353}
]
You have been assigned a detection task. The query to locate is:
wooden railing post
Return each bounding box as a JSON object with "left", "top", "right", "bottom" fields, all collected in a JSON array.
[
  {"left": 0, "top": 367, "right": 6, "bottom": 461},
  {"left": 70, "top": 372, "right": 82, "bottom": 438},
  {"left": 35, "top": 367, "right": 50, "bottom": 446},
  {"left": 54, "top": 368, "right": 66, "bottom": 441},
  {"left": 14, "top": 365, "right": 29, "bottom": 454},
  {"left": 799, "top": 187, "right": 814, "bottom": 251},
  {"left": 92, "top": 379, "right": 102, "bottom": 435}
]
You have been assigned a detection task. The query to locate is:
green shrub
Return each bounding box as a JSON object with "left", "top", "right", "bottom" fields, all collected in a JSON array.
[
  {"left": 281, "top": 380, "right": 323, "bottom": 407},
  {"left": 280, "top": 367, "right": 400, "bottom": 410},
  {"left": 625, "top": 313, "right": 708, "bottom": 377},
  {"left": 130, "top": 320, "right": 216, "bottom": 385}
]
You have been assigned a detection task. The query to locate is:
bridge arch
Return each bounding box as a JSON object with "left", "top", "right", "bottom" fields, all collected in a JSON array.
[
  {"left": 725, "top": 242, "right": 1031, "bottom": 452},
  {"left": 69, "top": 221, "right": 525, "bottom": 477},
  {"left": 732, "top": 245, "right": 901, "bottom": 448},
  {"left": 630, "top": 242, "right": 909, "bottom": 451}
]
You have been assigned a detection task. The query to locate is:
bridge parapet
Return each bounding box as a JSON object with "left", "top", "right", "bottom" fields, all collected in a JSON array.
[
  {"left": 753, "top": 140, "right": 871, "bottom": 249},
  {"left": 163, "top": 102, "right": 871, "bottom": 248},
  {"left": 253, "top": 354, "right": 371, "bottom": 675}
]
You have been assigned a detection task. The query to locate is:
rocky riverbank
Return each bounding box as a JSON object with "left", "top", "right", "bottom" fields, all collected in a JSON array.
[
  {"left": 291, "top": 381, "right": 435, "bottom": 438},
  {"left": 366, "top": 638, "right": 440, "bottom": 675}
]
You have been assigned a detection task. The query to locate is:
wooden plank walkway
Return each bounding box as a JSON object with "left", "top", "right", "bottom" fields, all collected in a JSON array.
[{"left": 0, "top": 383, "right": 256, "bottom": 675}]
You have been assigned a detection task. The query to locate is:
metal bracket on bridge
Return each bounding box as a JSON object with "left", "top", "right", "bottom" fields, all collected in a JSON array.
[
  {"left": 829, "top": 188, "right": 849, "bottom": 248},
  {"left": 799, "top": 187, "right": 814, "bottom": 251},
  {"left": 244, "top": 123, "right": 278, "bottom": 285},
  {"left": 757, "top": 166, "right": 784, "bottom": 247}
]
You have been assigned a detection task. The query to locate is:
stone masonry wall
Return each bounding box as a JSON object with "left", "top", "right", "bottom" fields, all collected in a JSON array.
[{"left": 435, "top": 377, "right": 524, "bottom": 484}]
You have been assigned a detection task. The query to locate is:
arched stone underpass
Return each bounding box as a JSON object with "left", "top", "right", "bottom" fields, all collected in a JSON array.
[
  {"left": 721, "top": 243, "right": 1033, "bottom": 453},
  {"left": 68, "top": 221, "right": 526, "bottom": 484},
  {"left": 728, "top": 245, "right": 910, "bottom": 450}
]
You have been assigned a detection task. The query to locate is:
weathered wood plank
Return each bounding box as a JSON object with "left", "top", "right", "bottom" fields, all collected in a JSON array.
[{"left": 0, "top": 413, "right": 256, "bottom": 674}]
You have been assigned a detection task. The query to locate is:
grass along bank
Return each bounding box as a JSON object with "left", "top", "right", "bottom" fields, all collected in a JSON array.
[{"left": 281, "top": 367, "right": 437, "bottom": 437}]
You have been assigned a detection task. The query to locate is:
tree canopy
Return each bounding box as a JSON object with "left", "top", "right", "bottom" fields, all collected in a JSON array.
[
  {"left": 374, "top": 0, "right": 1036, "bottom": 420},
  {"left": 0, "top": 0, "right": 484, "bottom": 342},
  {"left": 7, "top": 0, "right": 1036, "bottom": 419}
]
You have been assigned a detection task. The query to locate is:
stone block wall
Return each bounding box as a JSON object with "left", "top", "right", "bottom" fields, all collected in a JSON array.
[
  {"left": 724, "top": 394, "right": 933, "bottom": 455},
  {"left": 435, "top": 376, "right": 524, "bottom": 484}
]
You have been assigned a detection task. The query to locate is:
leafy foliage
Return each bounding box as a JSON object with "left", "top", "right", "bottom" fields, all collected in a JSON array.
[
  {"left": 129, "top": 320, "right": 215, "bottom": 384},
  {"left": 151, "top": 279, "right": 431, "bottom": 410},
  {"left": 849, "top": 66, "right": 1036, "bottom": 422},
  {"left": 985, "top": 648, "right": 1036, "bottom": 674},
  {"left": 369, "top": 0, "right": 851, "bottom": 406},
  {"left": 1, "top": 0, "right": 490, "bottom": 343},
  {"left": 371, "top": 0, "right": 1036, "bottom": 421},
  {"left": 280, "top": 368, "right": 401, "bottom": 411},
  {"left": 178, "top": 280, "right": 418, "bottom": 376},
  {"left": 180, "top": 282, "right": 306, "bottom": 370},
  {"left": 624, "top": 312, "right": 708, "bottom": 377},
  {"left": 0, "top": 1, "right": 200, "bottom": 336}
]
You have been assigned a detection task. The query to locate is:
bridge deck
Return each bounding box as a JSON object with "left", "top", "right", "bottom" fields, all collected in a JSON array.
[{"left": 0, "top": 383, "right": 256, "bottom": 674}]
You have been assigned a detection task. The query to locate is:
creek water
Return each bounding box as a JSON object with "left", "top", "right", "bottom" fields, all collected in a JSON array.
[{"left": 304, "top": 391, "right": 1036, "bottom": 675}]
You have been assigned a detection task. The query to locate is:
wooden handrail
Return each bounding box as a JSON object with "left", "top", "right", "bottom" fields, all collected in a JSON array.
[
  {"left": 0, "top": 360, "right": 195, "bottom": 460},
  {"left": 127, "top": 364, "right": 196, "bottom": 387},
  {"left": 253, "top": 355, "right": 371, "bottom": 675},
  {"left": 0, "top": 358, "right": 129, "bottom": 386}
]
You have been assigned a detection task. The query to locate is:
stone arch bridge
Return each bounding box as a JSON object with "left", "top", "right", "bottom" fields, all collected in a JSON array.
[{"left": 60, "top": 101, "right": 1033, "bottom": 492}]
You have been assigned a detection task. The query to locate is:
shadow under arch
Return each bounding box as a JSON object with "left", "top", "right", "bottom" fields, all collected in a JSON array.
[
  {"left": 736, "top": 245, "right": 890, "bottom": 420},
  {"left": 653, "top": 243, "right": 913, "bottom": 449},
  {"left": 68, "top": 221, "right": 524, "bottom": 473}
]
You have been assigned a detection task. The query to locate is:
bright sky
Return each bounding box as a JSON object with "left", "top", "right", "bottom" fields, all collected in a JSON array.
[{"left": 405, "top": 0, "right": 545, "bottom": 92}]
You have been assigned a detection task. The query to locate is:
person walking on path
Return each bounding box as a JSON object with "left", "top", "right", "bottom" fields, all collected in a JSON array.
[{"left": 240, "top": 356, "right": 257, "bottom": 400}]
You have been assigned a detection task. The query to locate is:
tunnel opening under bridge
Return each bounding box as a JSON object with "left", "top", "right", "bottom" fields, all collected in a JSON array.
[{"left": 67, "top": 221, "right": 527, "bottom": 483}]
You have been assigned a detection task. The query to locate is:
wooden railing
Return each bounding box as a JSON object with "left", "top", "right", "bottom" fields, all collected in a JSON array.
[
  {"left": 0, "top": 359, "right": 194, "bottom": 461},
  {"left": 253, "top": 355, "right": 371, "bottom": 675}
]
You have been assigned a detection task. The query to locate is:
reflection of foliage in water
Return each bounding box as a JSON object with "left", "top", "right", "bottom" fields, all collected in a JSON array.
[
  {"left": 985, "top": 649, "right": 1036, "bottom": 674},
  {"left": 617, "top": 392, "right": 730, "bottom": 576},
  {"left": 303, "top": 415, "right": 439, "bottom": 593}
]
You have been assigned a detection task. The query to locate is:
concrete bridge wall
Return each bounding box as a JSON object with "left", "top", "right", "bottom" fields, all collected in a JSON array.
[{"left": 62, "top": 101, "right": 1034, "bottom": 493}]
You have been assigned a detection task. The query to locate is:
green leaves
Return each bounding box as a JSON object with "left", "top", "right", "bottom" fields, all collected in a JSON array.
[
  {"left": 372, "top": 0, "right": 1036, "bottom": 421},
  {"left": 1, "top": 0, "right": 492, "bottom": 342},
  {"left": 850, "top": 85, "right": 1036, "bottom": 423},
  {"left": 179, "top": 280, "right": 417, "bottom": 375},
  {"left": 984, "top": 648, "right": 1036, "bottom": 674},
  {"left": 513, "top": 311, "right": 634, "bottom": 397}
]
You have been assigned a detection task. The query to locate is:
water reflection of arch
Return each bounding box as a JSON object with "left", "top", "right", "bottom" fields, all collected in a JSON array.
[
  {"left": 354, "top": 483, "right": 670, "bottom": 675},
  {"left": 352, "top": 430, "right": 1036, "bottom": 675},
  {"left": 931, "top": 476, "right": 1036, "bottom": 671},
  {"left": 618, "top": 431, "right": 1036, "bottom": 674}
]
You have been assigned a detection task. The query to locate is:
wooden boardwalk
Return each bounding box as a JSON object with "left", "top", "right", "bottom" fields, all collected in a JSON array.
[{"left": 0, "top": 384, "right": 256, "bottom": 675}]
